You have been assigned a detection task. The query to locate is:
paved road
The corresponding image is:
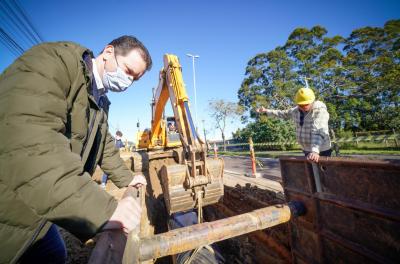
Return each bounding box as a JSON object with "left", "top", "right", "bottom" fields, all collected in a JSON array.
[
  {"left": 222, "top": 155, "right": 282, "bottom": 181},
  {"left": 221, "top": 153, "right": 400, "bottom": 181}
]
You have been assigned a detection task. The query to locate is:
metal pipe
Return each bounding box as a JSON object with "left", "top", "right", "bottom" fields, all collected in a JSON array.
[
  {"left": 133, "top": 202, "right": 304, "bottom": 262},
  {"left": 214, "top": 203, "right": 291, "bottom": 262}
]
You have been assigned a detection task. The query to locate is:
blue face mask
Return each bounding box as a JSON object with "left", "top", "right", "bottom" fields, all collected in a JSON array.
[{"left": 102, "top": 60, "right": 134, "bottom": 92}]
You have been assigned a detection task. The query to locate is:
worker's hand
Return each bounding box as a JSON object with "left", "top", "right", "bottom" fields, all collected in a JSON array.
[
  {"left": 307, "top": 152, "right": 320, "bottom": 163},
  {"left": 128, "top": 174, "right": 147, "bottom": 188},
  {"left": 256, "top": 106, "right": 267, "bottom": 113},
  {"left": 103, "top": 196, "right": 142, "bottom": 234}
]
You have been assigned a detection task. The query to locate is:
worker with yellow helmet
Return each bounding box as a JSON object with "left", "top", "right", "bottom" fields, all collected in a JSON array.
[{"left": 257, "top": 87, "right": 332, "bottom": 162}]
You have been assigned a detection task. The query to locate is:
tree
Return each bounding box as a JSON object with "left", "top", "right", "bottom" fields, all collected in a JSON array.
[
  {"left": 237, "top": 19, "right": 400, "bottom": 135},
  {"left": 208, "top": 99, "right": 243, "bottom": 151},
  {"left": 238, "top": 26, "right": 347, "bottom": 127},
  {"left": 343, "top": 20, "right": 400, "bottom": 130},
  {"left": 238, "top": 47, "right": 298, "bottom": 121},
  {"left": 233, "top": 116, "right": 296, "bottom": 150}
]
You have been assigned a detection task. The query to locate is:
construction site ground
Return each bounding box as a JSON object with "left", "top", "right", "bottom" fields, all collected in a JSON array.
[{"left": 61, "top": 153, "right": 399, "bottom": 263}]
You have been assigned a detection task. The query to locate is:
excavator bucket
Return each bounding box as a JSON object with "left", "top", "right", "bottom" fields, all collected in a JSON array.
[{"left": 160, "top": 157, "right": 224, "bottom": 214}]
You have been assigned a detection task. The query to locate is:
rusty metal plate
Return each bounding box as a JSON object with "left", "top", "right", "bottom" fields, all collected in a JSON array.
[
  {"left": 321, "top": 238, "right": 377, "bottom": 264},
  {"left": 280, "top": 156, "right": 400, "bottom": 264},
  {"left": 319, "top": 201, "right": 400, "bottom": 262},
  {"left": 280, "top": 159, "right": 315, "bottom": 194},
  {"left": 290, "top": 221, "right": 321, "bottom": 263}
]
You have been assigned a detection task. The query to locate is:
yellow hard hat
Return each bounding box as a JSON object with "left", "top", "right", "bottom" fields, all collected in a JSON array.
[{"left": 295, "top": 88, "right": 315, "bottom": 105}]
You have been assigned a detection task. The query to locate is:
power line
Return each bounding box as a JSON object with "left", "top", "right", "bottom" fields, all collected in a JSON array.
[
  {"left": 0, "top": 28, "right": 24, "bottom": 55},
  {"left": 1, "top": 0, "right": 38, "bottom": 46},
  {"left": 0, "top": 15, "right": 27, "bottom": 50},
  {"left": 0, "top": 36, "right": 20, "bottom": 56},
  {"left": 0, "top": 0, "right": 43, "bottom": 56},
  {"left": 0, "top": 2, "right": 35, "bottom": 49},
  {"left": 11, "top": 0, "right": 43, "bottom": 43}
]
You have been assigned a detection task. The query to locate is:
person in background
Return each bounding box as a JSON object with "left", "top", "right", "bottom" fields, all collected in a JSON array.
[
  {"left": 167, "top": 122, "right": 177, "bottom": 133},
  {"left": 114, "top": 130, "right": 125, "bottom": 148},
  {"left": 0, "top": 35, "right": 152, "bottom": 263},
  {"left": 256, "top": 87, "right": 332, "bottom": 162}
]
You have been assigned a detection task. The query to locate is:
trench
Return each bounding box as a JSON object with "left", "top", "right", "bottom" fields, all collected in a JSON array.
[
  {"left": 60, "top": 182, "right": 289, "bottom": 264},
  {"left": 61, "top": 151, "right": 291, "bottom": 264}
]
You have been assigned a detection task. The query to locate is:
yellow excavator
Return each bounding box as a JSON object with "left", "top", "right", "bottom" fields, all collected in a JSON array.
[{"left": 134, "top": 54, "right": 224, "bottom": 221}]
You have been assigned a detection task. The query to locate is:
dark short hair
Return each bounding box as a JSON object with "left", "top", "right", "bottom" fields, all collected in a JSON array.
[
  {"left": 108, "top": 35, "right": 152, "bottom": 71},
  {"left": 116, "top": 130, "right": 123, "bottom": 137}
]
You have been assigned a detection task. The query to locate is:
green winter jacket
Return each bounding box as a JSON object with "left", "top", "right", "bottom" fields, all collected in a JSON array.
[{"left": 0, "top": 42, "right": 134, "bottom": 263}]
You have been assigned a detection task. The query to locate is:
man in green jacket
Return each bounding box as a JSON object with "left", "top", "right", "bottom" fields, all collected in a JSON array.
[{"left": 0, "top": 35, "right": 152, "bottom": 263}]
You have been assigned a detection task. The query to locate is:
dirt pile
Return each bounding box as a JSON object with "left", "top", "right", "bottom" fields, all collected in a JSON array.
[{"left": 60, "top": 228, "right": 93, "bottom": 264}]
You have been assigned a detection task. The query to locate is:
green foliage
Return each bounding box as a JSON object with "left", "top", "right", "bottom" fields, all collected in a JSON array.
[
  {"left": 336, "top": 129, "right": 354, "bottom": 138},
  {"left": 232, "top": 117, "right": 296, "bottom": 150},
  {"left": 237, "top": 19, "right": 400, "bottom": 134}
]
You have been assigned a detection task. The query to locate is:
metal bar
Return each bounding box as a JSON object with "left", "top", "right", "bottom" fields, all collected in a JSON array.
[
  {"left": 134, "top": 202, "right": 304, "bottom": 262},
  {"left": 311, "top": 163, "right": 322, "bottom": 192}
]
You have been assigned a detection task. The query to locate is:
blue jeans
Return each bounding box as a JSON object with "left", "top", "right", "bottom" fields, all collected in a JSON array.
[{"left": 19, "top": 224, "right": 67, "bottom": 264}]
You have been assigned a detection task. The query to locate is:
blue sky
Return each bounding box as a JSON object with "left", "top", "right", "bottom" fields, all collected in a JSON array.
[{"left": 1, "top": 0, "right": 399, "bottom": 142}]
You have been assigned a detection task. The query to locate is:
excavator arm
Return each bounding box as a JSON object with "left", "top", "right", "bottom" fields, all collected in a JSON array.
[
  {"left": 136, "top": 54, "right": 224, "bottom": 216},
  {"left": 139, "top": 54, "right": 200, "bottom": 150}
]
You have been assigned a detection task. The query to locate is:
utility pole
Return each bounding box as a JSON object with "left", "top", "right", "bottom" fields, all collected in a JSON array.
[{"left": 186, "top": 53, "right": 200, "bottom": 131}]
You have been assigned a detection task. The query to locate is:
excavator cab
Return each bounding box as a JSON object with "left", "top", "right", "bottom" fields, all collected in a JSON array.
[{"left": 166, "top": 117, "right": 180, "bottom": 147}]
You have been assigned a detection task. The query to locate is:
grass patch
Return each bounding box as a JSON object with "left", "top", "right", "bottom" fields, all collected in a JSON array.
[
  {"left": 339, "top": 149, "right": 400, "bottom": 155},
  {"left": 217, "top": 148, "right": 400, "bottom": 158}
]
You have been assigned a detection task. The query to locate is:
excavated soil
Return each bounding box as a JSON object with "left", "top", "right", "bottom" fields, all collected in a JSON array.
[{"left": 60, "top": 228, "right": 93, "bottom": 264}]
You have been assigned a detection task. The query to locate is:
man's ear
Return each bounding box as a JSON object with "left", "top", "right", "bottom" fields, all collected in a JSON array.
[{"left": 102, "top": 45, "right": 114, "bottom": 61}]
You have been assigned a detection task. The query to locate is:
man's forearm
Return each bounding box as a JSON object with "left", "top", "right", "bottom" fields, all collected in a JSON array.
[{"left": 265, "top": 109, "right": 291, "bottom": 120}]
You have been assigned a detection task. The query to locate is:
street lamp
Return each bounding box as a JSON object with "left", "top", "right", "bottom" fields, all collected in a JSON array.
[
  {"left": 202, "top": 119, "right": 207, "bottom": 142},
  {"left": 186, "top": 53, "right": 199, "bottom": 131},
  {"left": 202, "top": 119, "right": 209, "bottom": 152}
]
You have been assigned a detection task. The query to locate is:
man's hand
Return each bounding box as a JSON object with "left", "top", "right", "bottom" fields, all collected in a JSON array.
[
  {"left": 256, "top": 106, "right": 267, "bottom": 113},
  {"left": 128, "top": 174, "right": 147, "bottom": 187},
  {"left": 103, "top": 196, "right": 141, "bottom": 234},
  {"left": 307, "top": 152, "right": 320, "bottom": 163}
]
